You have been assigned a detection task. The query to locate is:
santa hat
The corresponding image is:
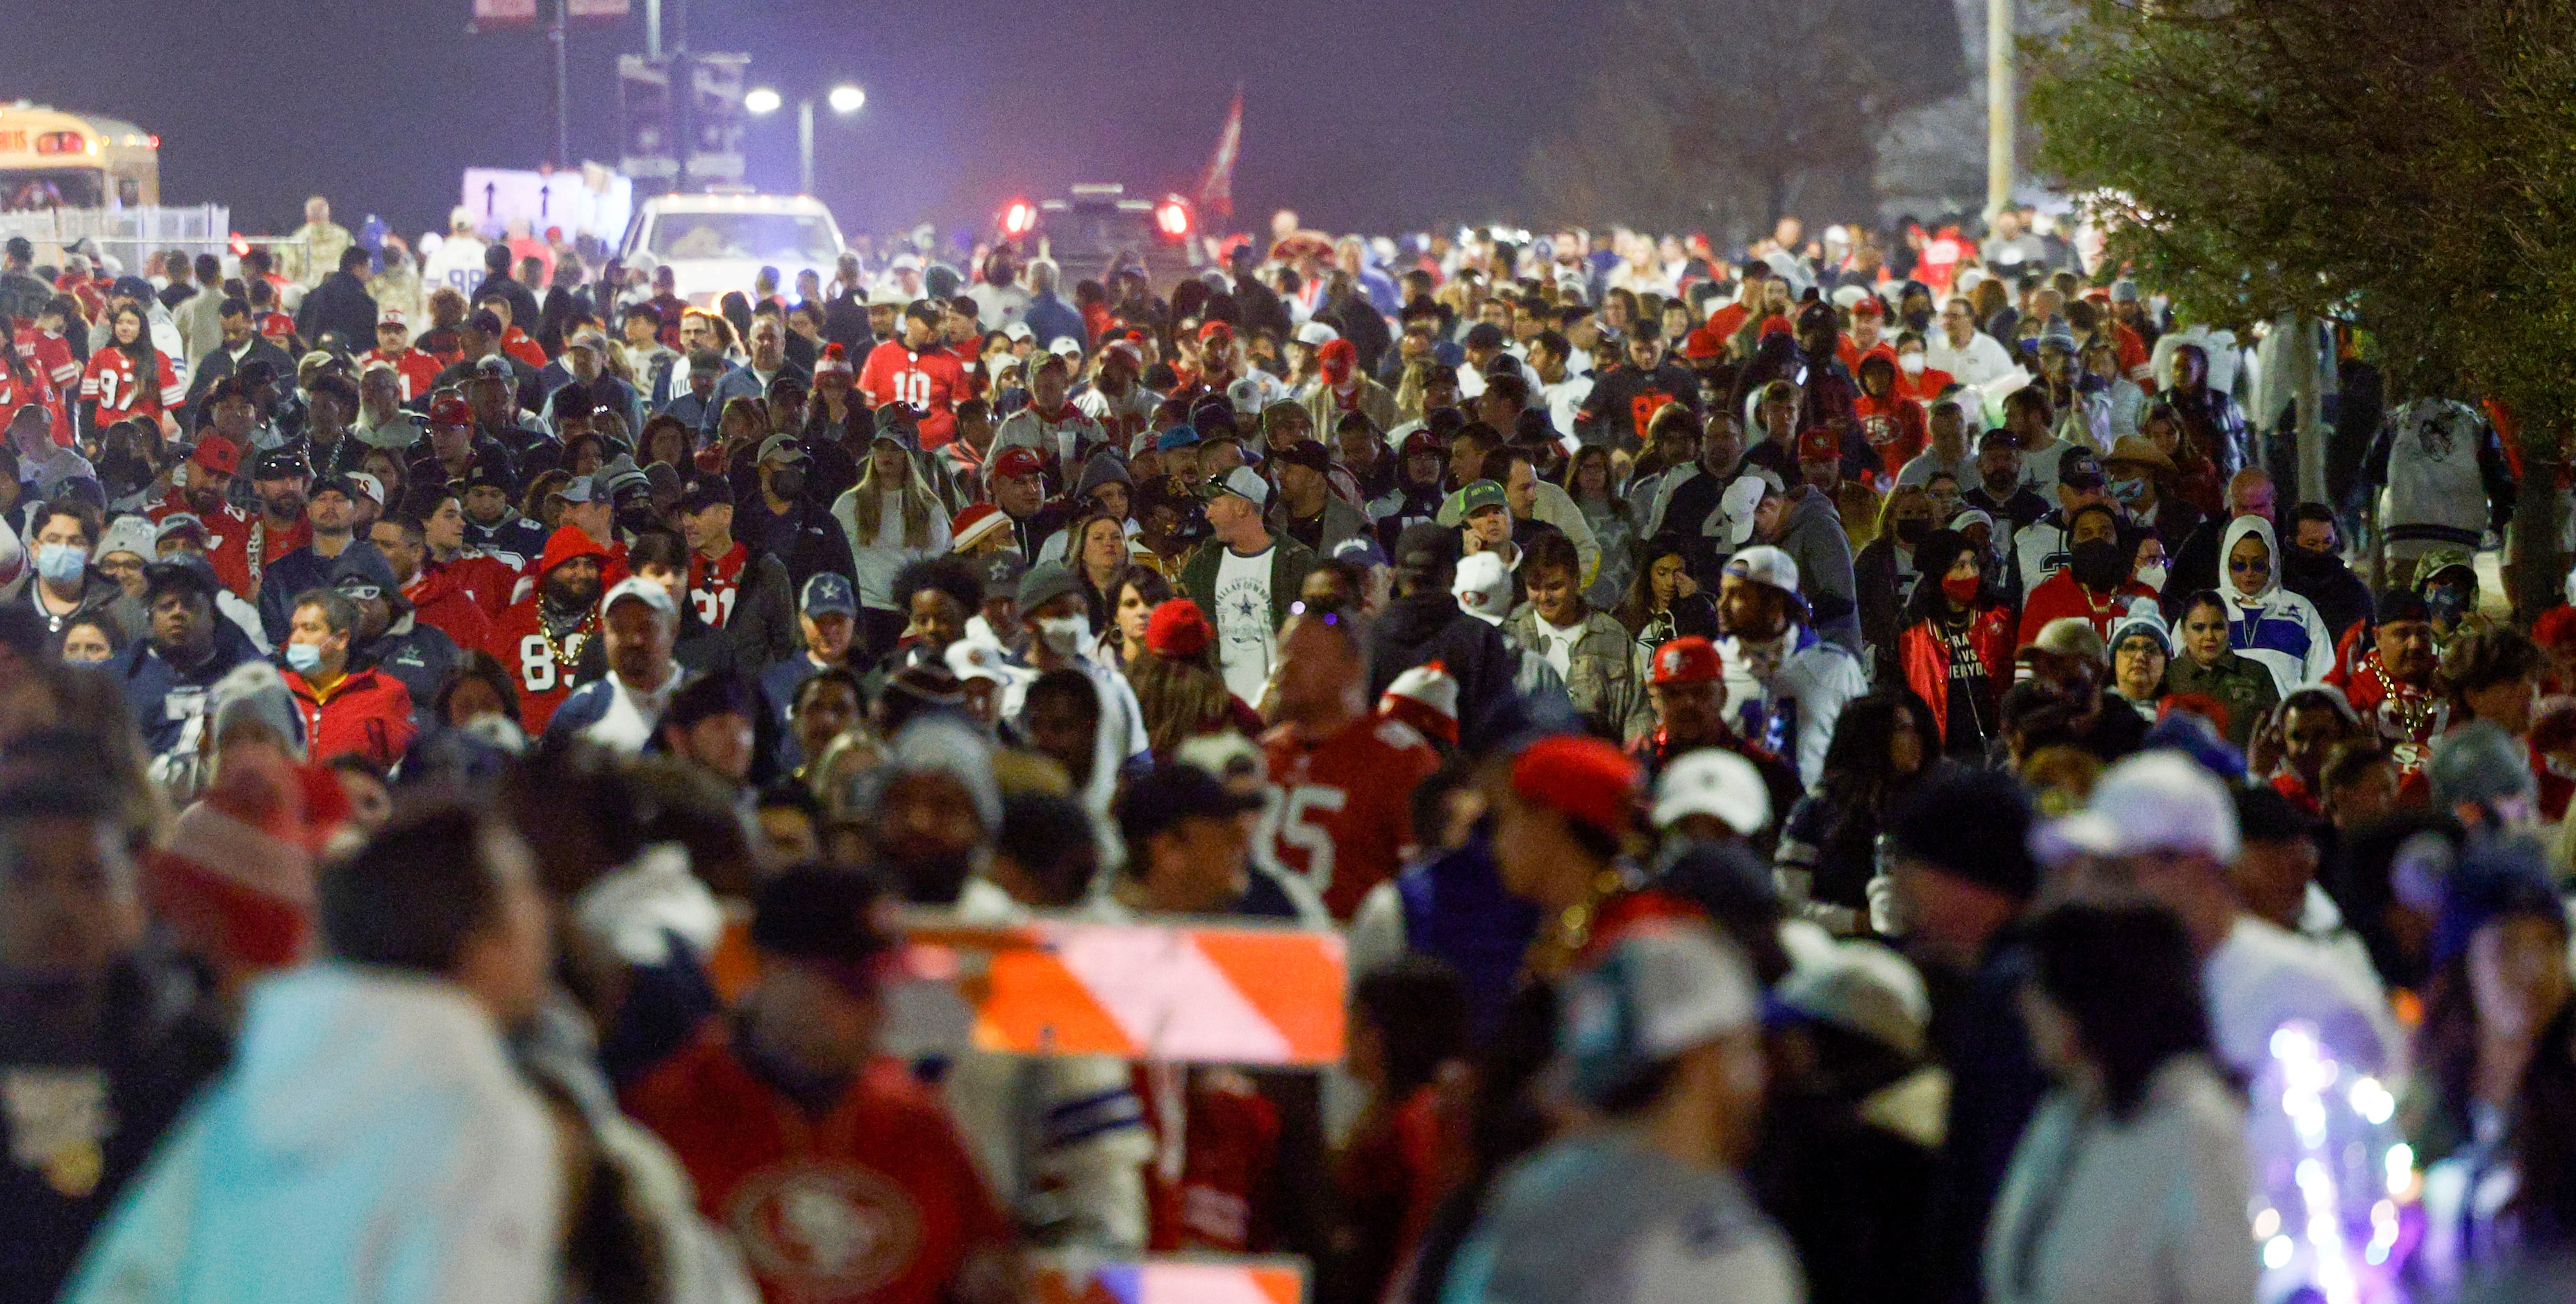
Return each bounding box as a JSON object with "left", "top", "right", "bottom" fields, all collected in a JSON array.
[
  {"left": 1379, "top": 660, "right": 1459, "bottom": 746},
  {"left": 815, "top": 342, "right": 853, "bottom": 376},
  {"left": 951, "top": 503, "right": 1011, "bottom": 552},
  {"left": 147, "top": 748, "right": 353, "bottom": 974}
]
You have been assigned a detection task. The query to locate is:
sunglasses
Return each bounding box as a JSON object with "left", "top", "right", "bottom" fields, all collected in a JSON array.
[{"left": 2229, "top": 557, "right": 2270, "bottom": 572}]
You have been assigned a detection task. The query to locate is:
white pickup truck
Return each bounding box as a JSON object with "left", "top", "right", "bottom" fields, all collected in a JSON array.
[{"left": 619, "top": 191, "right": 846, "bottom": 306}]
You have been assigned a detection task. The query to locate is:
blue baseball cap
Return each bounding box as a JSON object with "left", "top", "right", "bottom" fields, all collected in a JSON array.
[
  {"left": 800, "top": 572, "right": 857, "bottom": 619},
  {"left": 1156, "top": 425, "right": 1200, "bottom": 452}
]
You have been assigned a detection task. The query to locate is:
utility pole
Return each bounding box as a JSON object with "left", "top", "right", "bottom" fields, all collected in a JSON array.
[
  {"left": 672, "top": 0, "right": 692, "bottom": 191},
  {"left": 644, "top": 0, "right": 660, "bottom": 57},
  {"left": 1986, "top": 0, "right": 2014, "bottom": 221},
  {"left": 547, "top": 0, "right": 571, "bottom": 168}
]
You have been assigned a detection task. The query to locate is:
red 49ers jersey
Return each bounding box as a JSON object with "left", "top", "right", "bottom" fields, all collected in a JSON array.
[
  {"left": 689, "top": 542, "right": 749, "bottom": 629},
  {"left": 363, "top": 346, "right": 443, "bottom": 401},
  {"left": 80, "top": 347, "right": 183, "bottom": 423},
  {"left": 0, "top": 366, "right": 63, "bottom": 445},
  {"left": 1264, "top": 715, "right": 1441, "bottom": 921},
  {"left": 490, "top": 599, "right": 597, "bottom": 733},
  {"left": 857, "top": 340, "right": 967, "bottom": 449}
]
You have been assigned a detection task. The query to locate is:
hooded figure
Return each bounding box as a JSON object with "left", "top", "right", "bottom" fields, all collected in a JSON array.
[
  {"left": 2219, "top": 515, "right": 2334, "bottom": 693},
  {"left": 1770, "top": 484, "right": 1864, "bottom": 652}
]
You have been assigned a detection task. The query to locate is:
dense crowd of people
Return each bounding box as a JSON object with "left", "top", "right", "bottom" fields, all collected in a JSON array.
[{"left": 0, "top": 195, "right": 2571, "bottom": 1304}]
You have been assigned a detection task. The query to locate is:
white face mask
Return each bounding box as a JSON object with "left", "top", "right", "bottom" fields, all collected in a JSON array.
[
  {"left": 2136, "top": 562, "right": 2168, "bottom": 591},
  {"left": 1038, "top": 613, "right": 1092, "bottom": 659},
  {"left": 1898, "top": 353, "right": 1926, "bottom": 375}
]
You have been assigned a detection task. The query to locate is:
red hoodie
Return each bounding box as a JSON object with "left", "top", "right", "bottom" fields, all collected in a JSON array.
[{"left": 284, "top": 666, "right": 417, "bottom": 769}]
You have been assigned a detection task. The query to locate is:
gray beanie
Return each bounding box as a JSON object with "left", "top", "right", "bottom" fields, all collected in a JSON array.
[
  {"left": 873, "top": 714, "right": 1002, "bottom": 831},
  {"left": 208, "top": 661, "right": 308, "bottom": 761},
  {"left": 2429, "top": 719, "right": 2535, "bottom": 809},
  {"left": 1074, "top": 449, "right": 1133, "bottom": 503}
]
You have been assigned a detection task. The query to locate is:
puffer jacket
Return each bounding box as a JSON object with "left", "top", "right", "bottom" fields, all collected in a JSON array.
[
  {"left": 283, "top": 666, "right": 417, "bottom": 769},
  {"left": 2219, "top": 515, "right": 2335, "bottom": 692},
  {"left": 1898, "top": 607, "right": 2013, "bottom": 746},
  {"left": 1504, "top": 605, "right": 1651, "bottom": 742}
]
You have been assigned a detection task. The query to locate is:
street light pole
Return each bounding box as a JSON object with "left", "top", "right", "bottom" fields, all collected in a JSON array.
[
  {"left": 798, "top": 98, "right": 815, "bottom": 196},
  {"left": 548, "top": 0, "right": 572, "bottom": 169},
  {"left": 1986, "top": 0, "right": 2014, "bottom": 221}
]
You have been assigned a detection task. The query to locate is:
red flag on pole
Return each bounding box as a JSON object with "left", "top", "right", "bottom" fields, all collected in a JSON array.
[{"left": 1197, "top": 87, "right": 1242, "bottom": 219}]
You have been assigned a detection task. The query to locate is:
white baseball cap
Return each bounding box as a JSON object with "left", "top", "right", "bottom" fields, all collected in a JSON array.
[
  {"left": 1227, "top": 376, "right": 1266, "bottom": 416},
  {"left": 1208, "top": 465, "right": 1270, "bottom": 510},
  {"left": 1722, "top": 544, "right": 1801, "bottom": 598},
  {"left": 1049, "top": 336, "right": 1085, "bottom": 360},
  {"left": 1720, "top": 472, "right": 1773, "bottom": 546},
  {"left": 602, "top": 574, "right": 677, "bottom": 621},
  {"left": 1775, "top": 940, "right": 1931, "bottom": 1060},
  {"left": 1294, "top": 320, "right": 1340, "bottom": 347},
  {"left": 2038, "top": 750, "right": 2241, "bottom": 865},
  {"left": 1452, "top": 551, "right": 1513, "bottom": 625},
  {"left": 1002, "top": 321, "right": 1034, "bottom": 342},
  {"left": 1651, "top": 749, "right": 1772, "bottom": 836}
]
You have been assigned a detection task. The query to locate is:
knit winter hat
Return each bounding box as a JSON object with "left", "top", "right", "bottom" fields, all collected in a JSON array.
[
  {"left": 148, "top": 746, "right": 352, "bottom": 973},
  {"left": 1379, "top": 660, "right": 1460, "bottom": 746}
]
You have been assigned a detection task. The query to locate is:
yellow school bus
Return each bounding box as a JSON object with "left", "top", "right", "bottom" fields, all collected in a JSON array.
[{"left": 0, "top": 103, "right": 158, "bottom": 212}]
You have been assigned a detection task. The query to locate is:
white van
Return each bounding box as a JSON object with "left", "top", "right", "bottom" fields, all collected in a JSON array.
[{"left": 619, "top": 191, "right": 846, "bottom": 307}]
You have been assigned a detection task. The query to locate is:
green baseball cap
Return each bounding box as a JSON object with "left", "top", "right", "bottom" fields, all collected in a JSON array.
[{"left": 1448, "top": 478, "right": 1508, "bottom": 518}]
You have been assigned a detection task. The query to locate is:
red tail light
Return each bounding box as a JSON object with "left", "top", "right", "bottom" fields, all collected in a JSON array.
[
  {"left": 1155, "top": 200, "right": 1190, "bottom": 238},
  {"left": 1002, "top": 199, "right": 1036, "bottom": 237}
]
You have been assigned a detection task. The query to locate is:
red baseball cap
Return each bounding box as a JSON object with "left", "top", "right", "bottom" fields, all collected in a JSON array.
[
  {"left": 1850, "top": 296, "right": 1885, "bottom": 320},
  {"left": 1318, "top": 337, "right": 1357, "bottom": 376},
  {"left": 1510, "top": 735, "right": 1640, "bottom": 837},
  {"left": 1756, "top": 316, "right": 1793, "bottom": 340},
  {"left": 429, "top": 395, "right": 474, "bottom": 426},
  {"left": 1145, "top": 599, "right": 1214, "bottom": 658},
  {"left": 190, "top": 433, "right": 242, "bottom": 477},
  {"left": 1797, "top": 427, "right": 1842, "bottom": 464},
  {"left": 991, "top": 447, "right": 1045, "bottom": 482},
  {"left": 1197, "top": 319, "right": 1236, "bottom": 344},
  {"left": 1681, "top": 326, "right": 1727, "bottom": 361},
  {"left": 1650, "top": 636, "right": 1723, "bottom": 685}
]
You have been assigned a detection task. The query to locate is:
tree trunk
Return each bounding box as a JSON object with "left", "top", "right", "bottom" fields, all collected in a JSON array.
[{"left": 2506, "top": 419, "right": 2567, "bottom": 626}]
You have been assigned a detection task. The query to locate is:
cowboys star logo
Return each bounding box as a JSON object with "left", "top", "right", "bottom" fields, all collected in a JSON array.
[{"left": 728, "top": 1161, "right": 922, "bottom": 1295}]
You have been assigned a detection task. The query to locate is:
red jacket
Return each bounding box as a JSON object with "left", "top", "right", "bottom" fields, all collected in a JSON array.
[
  {"left": 626, "top": 1038, "right": 1008, "bottom": 1304},
  {"left": 284, "top": 667, "right": 417, "bottom": 769},
  {"left": 2013, "top": 571, "right": 2158, "bottom": 650},
  {"left": 1899, "top": 608, "right": 2013, "bottom": 744},
  {"left": 1136, "top": 1063, "right": 1280, "bottom": 1253},
  {"left": 401, "top": 565, "right": 497, "bottom": 657}
]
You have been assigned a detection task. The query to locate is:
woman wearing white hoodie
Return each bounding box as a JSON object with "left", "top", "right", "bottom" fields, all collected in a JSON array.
[
  {"left": 832, "top": 428, "right": 952, "bottom": 659},
  {"left": 2218, "top": 515, "right": 2334, "bottom": 694}
]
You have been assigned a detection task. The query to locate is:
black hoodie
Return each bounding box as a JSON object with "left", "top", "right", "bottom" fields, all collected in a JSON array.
[{"left": 1365, "top": 590, "right": 1518, "bottom": 751}]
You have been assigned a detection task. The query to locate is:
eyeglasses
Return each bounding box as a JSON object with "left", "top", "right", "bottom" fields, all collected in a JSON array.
[{"left": 2228, "top": 557, "right": 2270, "bottom": 573}]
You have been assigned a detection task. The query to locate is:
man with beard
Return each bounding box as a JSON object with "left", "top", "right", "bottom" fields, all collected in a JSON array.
[
  {"left": 1628, "top": 635, "right": 1805, "bottom": 824},
  {"left": 542, "top": 574, "right": 683, "bottom": 754},
  {"left": 455, "top": 456, "right": 546, "bottom": 565},
  {"left": 208, "top": 448, "right": 314, "bottom": 608},
  {"left": 1577, "top": 319, "right": 1697, "bottom": 451},
  {"left": 467, "top": 357, "right": 558, "bottom": 482},
  {"left": 869, "top": 713, "right": 1004, "bottom": 906},
  {"left": 491, "top": 526, "right": 610, "bottom": 732},
  {"left": 1714, "top": 546, "right": 1866, "bottom": 787},
  {"left": 256, "top": 473, "right": 386, "bottom": 645},
  {"left": 2328, "top": 588, "right": 2448, "bottom": 783},
  {"left": 992, "top": 351, "right": 1106, "bottom": 476}
]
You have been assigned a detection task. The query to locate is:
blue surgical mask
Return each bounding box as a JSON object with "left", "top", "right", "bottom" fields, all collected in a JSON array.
[
  {"left": 283, "top": 642, "right": 324, "bottom": 673},
  {"left": 33, "top": 542, "right": 86, "bottom": 585},
  {"left": 2108, "top": 476, "right": 2149, "bottom": 505}
]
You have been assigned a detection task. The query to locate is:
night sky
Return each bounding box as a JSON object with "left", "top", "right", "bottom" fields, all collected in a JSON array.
[{"left": 6, "top": 0, "right": 1604, "bottom": 244}]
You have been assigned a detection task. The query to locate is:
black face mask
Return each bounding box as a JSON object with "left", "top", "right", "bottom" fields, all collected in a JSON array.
[
  {"left": 1903, "top": 308, "right": 1934, "bottom": 333},
  {"left": 881, "top": 847, "right": 974, "bottom": 907},
  {"left": 767, "top": 467, "right": 807, "bottom": 500},
  {"left": 2070, "top": 537, "right": 2127, "bottom": 592},
  {"left": 1895, "top": 517, "right": 1932, "bottom": 547}
]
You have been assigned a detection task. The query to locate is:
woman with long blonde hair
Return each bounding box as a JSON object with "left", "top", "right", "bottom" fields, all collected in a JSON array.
[{"left": 831, "top": 428, "right": 951, "bottom": 657}]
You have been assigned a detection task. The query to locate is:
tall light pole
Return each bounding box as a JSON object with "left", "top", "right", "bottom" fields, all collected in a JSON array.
[
  {"left": 747, "top": 83, "right": 865, "bottom": 196},
  {"left": 1986, "top": 0, "right": 2015, "bottom": 221}
]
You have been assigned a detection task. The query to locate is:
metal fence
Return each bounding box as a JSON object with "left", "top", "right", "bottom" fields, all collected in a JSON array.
[{"left": 0, "top": 203, "right": 235, "bottom": 274}]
